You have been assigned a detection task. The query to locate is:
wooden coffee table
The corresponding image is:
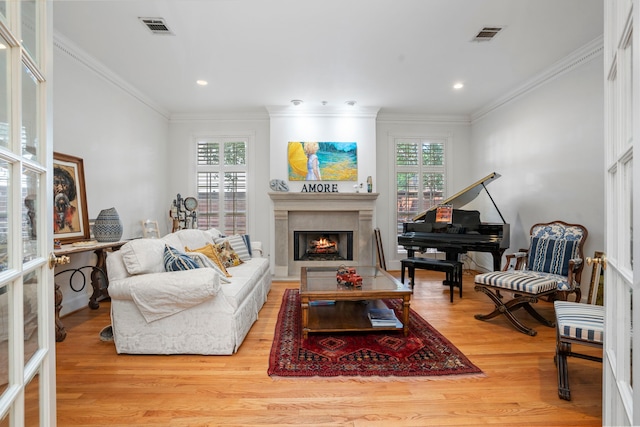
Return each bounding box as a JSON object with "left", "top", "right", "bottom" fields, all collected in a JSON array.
[{"left": 300, "top": 266, "right": 412, "bottom": 339}]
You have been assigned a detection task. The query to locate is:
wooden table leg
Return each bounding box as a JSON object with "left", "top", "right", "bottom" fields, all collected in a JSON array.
[
  {"left": 402, "top": 296, "right": 410, "bottom": 336},
  {"left": 301, "top": 298, "right": 309, "bottom": 339},
  {"left": 89, "top": 248, "right": 109, "bottom": 309},
  {"left": 54, "top": 282, "right": 66, "bottom": 342}
]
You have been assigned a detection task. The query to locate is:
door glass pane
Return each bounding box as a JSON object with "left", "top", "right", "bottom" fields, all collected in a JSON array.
[
  {"left": 0, "top": 36, "right": 7, "bottom": 149},
  {"left": 197, "top": 171, "right": 219, "bottom": 229},
  {"left": 623, "top": 157, "right": 632, "bottom": 270},
  {"left": 197, "top": 142, "right": 220, "bottom": 165},
  {"left": 223, "top": 172, "right": 246, "bottom": 234},
  {"left": 23, "top": 271, "right": 38, "bottom": 364},
  {"left": 422, "top": 142, "right": 444, "bottom": 166},
  {"left": 0, "top": 2, "right": 6, "bottom": 20},
  {"left": 397, "top": 172, "right": 418, "bottom": 233},
  {"left": 422, "top": 173, "right": 444, "bottom": 210},
  {"left": 223, "top": 141, "right": 245, "bottom": 165},
  {"left": 21, "top": 63, "right": 37, "bottom": 160},
  {"left": 0, "top": 283, "right": 8, "bottom": 397},
  {"left": 396, "top": 143, "right": 419, "bottom": 165},
  {"left": 20, "top": 1, "right": 37, "bottom": 64},
  {"left": 24, "top": 371, "right": 39, "bottom": 426},
  {"left": 21, "top": 169, "right": 38, "bottom": 262},
  {"left": 0, "top": 160, "right": 9, "bottom": 272}
]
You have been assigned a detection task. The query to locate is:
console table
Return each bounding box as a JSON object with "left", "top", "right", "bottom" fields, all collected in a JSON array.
[{"left": 53, "top": 241, "right": 126, "bottom": 341}]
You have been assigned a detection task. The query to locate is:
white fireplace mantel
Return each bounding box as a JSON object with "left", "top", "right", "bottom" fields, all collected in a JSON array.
[{"left": 269, "top": 192, "right": 379, "bottom": 278}]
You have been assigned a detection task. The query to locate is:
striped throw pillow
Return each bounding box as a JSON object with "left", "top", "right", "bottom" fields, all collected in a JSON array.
[
  {"left": 527, "top": 237, "right": 578, "bottom": 276},
  {"left": 163, "top": 245, "right": 200, "bottom": 272}
]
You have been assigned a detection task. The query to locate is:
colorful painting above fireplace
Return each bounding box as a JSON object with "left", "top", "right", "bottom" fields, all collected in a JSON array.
[{"left": 288, "top": 141, "right": 358, "bottom": 181}]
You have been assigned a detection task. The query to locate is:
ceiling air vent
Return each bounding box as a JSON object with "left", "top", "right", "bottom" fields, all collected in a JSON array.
[
  {"left": 139, "top": 17, "right": 174, "bottom": 35},
  {"left": 472, "top": 26, "right": 503, "bottom": 42}
]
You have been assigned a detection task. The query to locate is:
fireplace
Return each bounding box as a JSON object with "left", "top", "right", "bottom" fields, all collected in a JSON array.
[
  {"left": 293, "top": 231, "right": 354, "bottom": 261},
  {"left": 269, "top": 192, "right": 378, "bottom": 278}
]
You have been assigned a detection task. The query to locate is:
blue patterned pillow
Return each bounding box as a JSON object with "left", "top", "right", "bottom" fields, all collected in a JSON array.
[
  {"left": 528, "top": 237, "right": 578, "bottom": 276},
  {"left": 163, "top": 245, "right": 200, "bottom": 272},
  {"left": 242, "top": 234, "right": 252, "bottom": 257}
]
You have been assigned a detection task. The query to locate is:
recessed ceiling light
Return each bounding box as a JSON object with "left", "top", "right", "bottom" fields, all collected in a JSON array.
[
  {"left": 291, "top": 99, "right": 303, "bottom": 106},
  {"left": 196, "top": 80, "right": 208, "bottom": 86},
  {"left": 453, "top": 82, "right": 464, "bottom": 90}
]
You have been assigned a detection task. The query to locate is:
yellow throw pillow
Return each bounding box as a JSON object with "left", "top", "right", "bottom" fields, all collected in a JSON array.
[{"left": 185, "top": 243, "right": 231, "bottom": 277}]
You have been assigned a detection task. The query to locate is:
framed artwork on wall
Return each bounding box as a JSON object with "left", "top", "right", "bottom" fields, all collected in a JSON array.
[
  {"left": 288, "top": 141, "right": 358, "bottom": 181},
  {"left": 53, "top": 152, "right": 90, "bottom": 243}
]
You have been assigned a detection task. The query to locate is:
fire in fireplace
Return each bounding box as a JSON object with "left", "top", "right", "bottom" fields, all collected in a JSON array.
[
  {"left": 309, "top": 235, "right": 338, "bottom": 254},
  {"left": 294, "top": 231, "right": 353, "bottom": 261}
]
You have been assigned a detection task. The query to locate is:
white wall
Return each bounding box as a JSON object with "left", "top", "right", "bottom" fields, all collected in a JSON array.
[
  {"left": 53, "top": 38, "right": 170, "bottom": 315},
  {"left": 470, "top": 54, "right": 605, "bottom": 285}
]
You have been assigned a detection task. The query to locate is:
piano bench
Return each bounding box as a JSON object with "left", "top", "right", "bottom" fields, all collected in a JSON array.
[{"left": 400, "top": 257, "right": 463, "bottom": 303}]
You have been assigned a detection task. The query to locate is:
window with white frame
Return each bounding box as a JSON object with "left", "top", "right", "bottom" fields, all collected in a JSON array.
[
  {"left": 196, "top": 138, "right": 247, "bottom": 235},
  {"left": 395, "top": 138, "right": 446, "bottom": 246}
]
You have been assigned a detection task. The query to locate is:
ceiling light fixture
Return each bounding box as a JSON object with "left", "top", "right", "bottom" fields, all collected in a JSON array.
[
  {"left": 345, "top": 100, "right": 357, "bottom": 107},
  {"left": 291, "top": 99, "right": 303, "bottom": 106},
  {"left": 453, "top": 82, "right": 464, "bottom": 90},
  {"left": 196, "top": 80, "right": 208, "bottom": 86}
]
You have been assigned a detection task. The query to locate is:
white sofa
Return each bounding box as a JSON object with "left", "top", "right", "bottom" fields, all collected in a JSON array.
[{"left": 105, "top": 228, "right": 271, "bottom": 355}]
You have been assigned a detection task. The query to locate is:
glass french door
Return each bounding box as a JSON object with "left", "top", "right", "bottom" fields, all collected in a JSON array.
[
  {"left": 0, "top": 1, "right": 55, "bottom": 426},
  {"left": 603, "top": 1, "right": 638, "bottom": 424}
]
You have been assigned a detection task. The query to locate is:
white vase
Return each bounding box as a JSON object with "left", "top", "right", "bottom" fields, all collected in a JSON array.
[{"left": 93, "top": 207, "right": 123, "bottom": 242}]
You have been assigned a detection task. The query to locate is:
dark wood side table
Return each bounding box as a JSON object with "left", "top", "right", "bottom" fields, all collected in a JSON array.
[{"left": 53, "top": 241, "right": 126, "bottom": 342}]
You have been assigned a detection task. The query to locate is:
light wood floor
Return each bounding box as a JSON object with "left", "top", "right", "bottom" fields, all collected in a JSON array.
[{"left": 55, "top": 270, "right": 602, "bottom": 426}]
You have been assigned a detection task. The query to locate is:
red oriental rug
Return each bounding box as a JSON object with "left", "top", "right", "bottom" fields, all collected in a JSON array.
[{"left": 268, "top": 289, "right": 482, "bottom": 378}]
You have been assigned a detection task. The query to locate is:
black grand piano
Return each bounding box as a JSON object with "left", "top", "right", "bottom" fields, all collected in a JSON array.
[{"left": 398, "top": 172, "right": 510, "bottom": 271}]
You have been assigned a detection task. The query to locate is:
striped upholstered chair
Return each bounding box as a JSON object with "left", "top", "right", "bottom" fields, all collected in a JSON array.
[
  {"left": 554, "top": 300, "right": 604, "bottom": 400},
  {"left": 553, "top": 253, "right": 605, "bottom": 400},
  {"left": 474, "top": 221, "right": 588, "bottom": 336}
]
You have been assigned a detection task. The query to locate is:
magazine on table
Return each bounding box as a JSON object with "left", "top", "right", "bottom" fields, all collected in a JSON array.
[{"left": 368, "top": 307, "right": 400, "bottom": 327}]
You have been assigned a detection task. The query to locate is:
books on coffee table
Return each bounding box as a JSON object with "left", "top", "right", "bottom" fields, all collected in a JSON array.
[{"left": 368, "top": 307, "right": 401, "bottom": 327}]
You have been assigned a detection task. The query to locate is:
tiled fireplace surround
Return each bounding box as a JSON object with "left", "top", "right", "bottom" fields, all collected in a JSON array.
[{"left": 269, "top": 192, "right": 379, "bottom": 279}]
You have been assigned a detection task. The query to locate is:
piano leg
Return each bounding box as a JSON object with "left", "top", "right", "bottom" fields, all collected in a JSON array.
[
  {"left": 445, "top": 251, "right": 461, "bottom": 263},
  {"left": 492, "top": 250, "right": 506, "bottom": 271}
]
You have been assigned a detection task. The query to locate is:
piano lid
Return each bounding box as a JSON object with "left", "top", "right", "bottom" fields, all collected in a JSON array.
[{"left": 412, "top": 172, "right": 505, "bottom": 222}]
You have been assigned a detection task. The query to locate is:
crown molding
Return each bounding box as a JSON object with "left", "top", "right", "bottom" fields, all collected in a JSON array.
[
  {"left": 376, "top": 113, "right": 470, "bottom": 125},
  {"left": 471, "top": 35, "right": 604, "bottom": 123},
  {"left": 169, "top": 111, "right": 270, "bottom": 123},
  {"left": 266, "top": 105, "right": 380, "bottom": 119},
  {"left": 53, "top": 32, "right": 171, "bottom": 120}
]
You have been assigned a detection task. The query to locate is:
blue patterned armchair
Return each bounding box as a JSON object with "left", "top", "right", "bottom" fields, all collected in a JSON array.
[{"left": 474, "top": 220, "right": 588, "bottom": 336}]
